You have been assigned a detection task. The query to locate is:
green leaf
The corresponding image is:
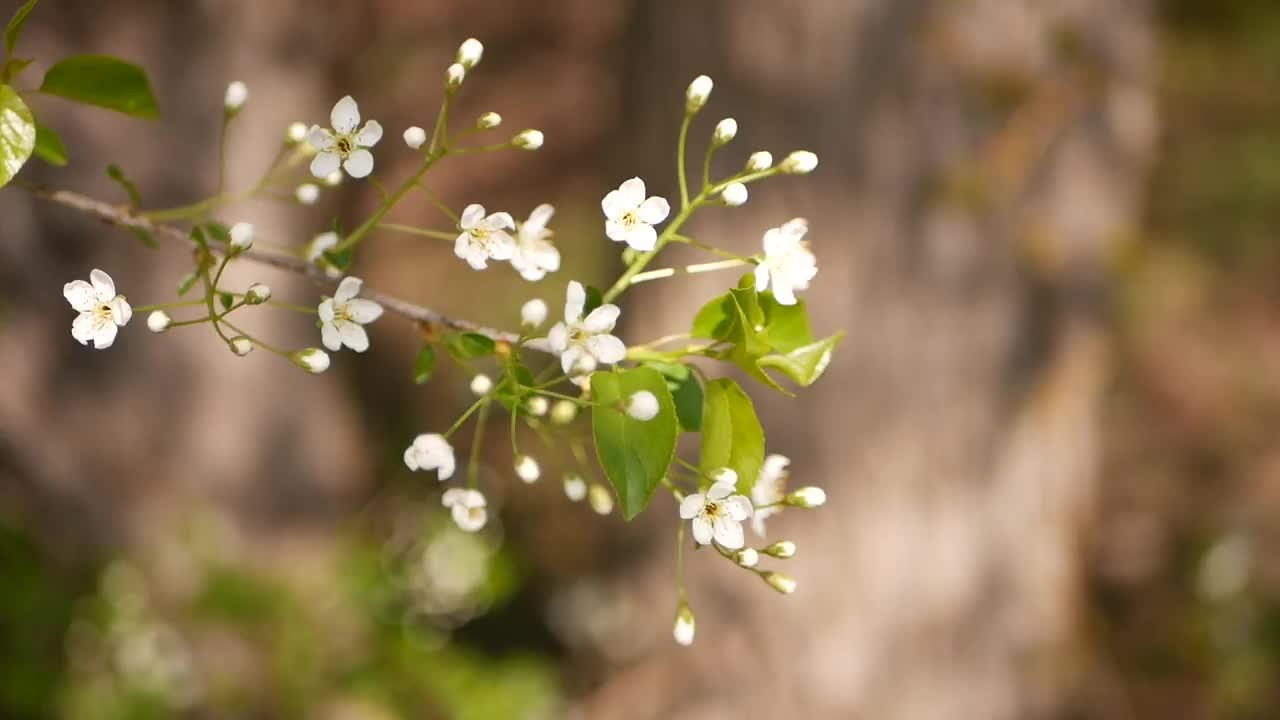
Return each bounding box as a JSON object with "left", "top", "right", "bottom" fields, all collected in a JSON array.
[
  {"left": 176, "top": 272, "right": 198, "bottom": 296},
  {"left": 106, "top": 164, "right": 141, "bottom": 207},
  {"left": 757, "top": 332, "right": 844, "bottom": 387},
  {"left": 32, "top": 122, "right": 65, "bottom": 166},
  {"left": 188, "top": 225, "right": 208, "bottom": 251},
  {"left": 412, "top": 344, "right": 437, "bottom": 384},
  {"left": 39, "top": 55, "right": 158, "bottom": 118},
  {"left": 4, "top": 0, "right": 38, "bottom": 58},
  {"left": 494, "top": 364, "right": 536, "bottom": 411},
  {"left": 758, "top": 292, "right": 814, "bottom": 353},
  {"left": 0, "top": 84, "right": 33, "bottom": 188},
  {"left": 128, "top": 226, "right": 157, "bottom": 249},
  {"left": 0, "top": 57, "right": 31, "bottom": 84},
  {"left": 204, "top": 222, "right": 231, "bottom": 243},
  {"left": 590, "top": 367, "right": 679, "bottom": 520},
  {"left": 648, "top": 362, "right": 703, "bottom": 432},
  {"left": 218, "top": 292, "right": 234, "bottom": 312},
  {"left": 699, "top": 378, "right": 764, "bottom": 495},
  {"left": 691, "top": 276, "right": 767, "bottom": 355},
  {"left": 444, "top": 332, "right": 496, "bottom": 361}
]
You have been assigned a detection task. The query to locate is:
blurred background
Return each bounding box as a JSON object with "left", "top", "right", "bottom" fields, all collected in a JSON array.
[{"left": 1, "top": 0, "right": 1278, "bottom": 717}]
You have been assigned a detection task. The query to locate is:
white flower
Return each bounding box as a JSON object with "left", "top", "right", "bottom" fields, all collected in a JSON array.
[
  {"left": 287, "top": 121, "right": 308, "bottom": 144},
  {"left": 512, "top": 129, "right": 543, "bottom": 150},
  {"left": 229, "top": 336, "right": 253, "bottom": 356},
  {"left": 745, "top": 151, "right": 772, "bottom": 172},
  {"left": 764, "top": 540, "right": 796, "bottom": 559},
  {"left": 780, "top": 150, "right": 818, "bottom": 174},
  {"left": 245, "top": 283, "right": 271, "bottom": 305},
  {"left": 305, "top": 232, "right": 338, "bottom": 263},
  {"left": 293, "top": 348, "right": 330, "bottom": 373},
  {"left": 527, "top": 396, "right": 549, "bottom": 417},
  {"left": 686, "top": 75, "right": 713, "bottom": 114},
  {"left": 626, "top": 391, "right": 659, "bottom": 421},
  {"left": 442, "top": 488, "right": 487, "bottom": 532},
  {"left": 562, "top": 473, "right": 587, "bottom": 501},
  {"left": 319, "top": 276, "right": 384, "bottom": 353},
  {"left": 515, "top": 455, "right": 541, "bottom": 483},
  {"left": 307, "top": 96, "right": 382, "bottom": 179},
  {"left": 457, "top": 38, "right": 484, "bottom": 69},
  {"left": 444, "top": 63, "right": 466, "bottom": 92},
  {"left": 721, "top": 182, "right": 748, "bottom": 207},
  {"left": 602, "top": 177, "right": 670, "bottom": 252},
  {"left": 470, "top": 374, "right": 493, "bottom": 396},
  {"left": 229, "top": 222, "right": 254, "bottom": 252},
  {"left": 147, "top": 310, "right": 171, "bottom": 333},
  {"left": 476, "top": 112, "right": 501, "bottom": 129},
  {"left": 713, "top": 118, "right": 737, "bottom": 146},
  {"left": 521, "top": 298, "right": 548, "bottom": 328},
  {"left": 403, "top": 126, "right": 427, "bottom": 149},
  {"left": 404, "top": 433, "right": 456, "bottom": 480},
  {"left": 673, "top": 603, "right": 696, "bottom": 646},
  {"left": 588, "top": 484, "right": 614, "bottom": 515},
  {"left": 454, "top": 204, "right": 516, "bottom": 270},
  {"left": 224, "top": 81, "right": 248, "bottom": 111},
  {"left": 64, "top": 269, "right": 132, "bottom": 349},
  {"left": 735, "top": 548, "right": 759, "bottom": 568},
  {"left": 788, "top": 486, "right": 827, "bottom": 508},
  {"left": 511, "top": 204, "right": 561, "bottom": 281},
  {"left": 754, "top": 218, "right": 817, "bottom": 306},
  {"left": 762, "top": 572, "right": 797, "bottom": 594},
  {"left": 295, "top": 184, "right": 320, "bottom": 205},
  {"left": 547, "top": 281, "right": 626, "bottom": 375},
  {"left": 679, "top": 472, "right": 753, "bottom": 549},
  {"left": 751, "top": 454, "right": 790, "bottom": 537}
]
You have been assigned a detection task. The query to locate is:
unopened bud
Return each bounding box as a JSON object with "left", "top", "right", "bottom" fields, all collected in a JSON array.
[
  {"left": 521, "top": 298, "right": 547, "bottom": 327},
  {"left": 445, "top": 63, "right": 466, "bottom": 92},
  {"left": 403, "top": 126, "right": 427, "bottom": 150},
  {"left": 550, "top": 399, "right": 578, "bottom": 425},
  {"left": 673, "top": 602, "right": 696, "bottom": 646},
  {"left": 763, "top": 540, "right": 796, "bottom": 559},
  {"left": 147, "top": 310, "right": 172, "bottom": 333},
  {"left": 295, "top": 183, "right": 320, "bottom": 205},
  {"left": 224, "top": 81, "right": 248, "bottom": 113},
  {"left": 515, "top": 455, "right": 541, "bottom": 483},
  {"left": 512, "top": 129, "right": 544, "bottom": 150},
  {"left": 745, "top": 151, "right": 773, "bottom": 172},
  {"left": 588, "top": 484, "right": 613, "bottom": 515},
  {"left": 626, "top": 391, "right": 660, "bottom": 421},
  {"left": 470, "top": 373, "right": 493, "bottom": 396},
  {"left": 457, "top": 38, "right": 484, "bottom": 70},
  {"left": 229, "top": 222, "right": 254, "bottom": 253},
  {"left": 787, "top": 486, "right": 827, "bottom": 508},
  {"left": 526, "top": 396, "right": 549, "bottom": 417},
  {"left": 563, "top": 473, "right": 587, "bottom": 502},
  {"left": 323, "top": 170, "right": 343, "bottom": 187},
  {"left": 735, "top": 548, "right": 759, "bottom": 568},
  {"left": 286, "top": 122, "right": 308, "bottom": 144},
  {"left": 245, "top": 283, "right": 271, "bottom": 305},
  {"left": 686, "top": 75, "right": 713, "bottom": 114},
  {"left": 712, "top": 118, "right": 737, "bottom": 146},
  {"left": 292, "top": 348, "right": 330, "bottom": 374},
  {"left": 721, "top": 182, "right": 748, "bottom": 207},
  {"left": 229, "top": 336, "right": 253, "bottom": 356},
  {"left": 780, "top": 150, "right": 818, "bottom": 175},
  {"left": 761, "top": 571, "right": 797, "bottom": 595},
  {"left": 476, "top": 112, "right": 502, "bottom": 129}
]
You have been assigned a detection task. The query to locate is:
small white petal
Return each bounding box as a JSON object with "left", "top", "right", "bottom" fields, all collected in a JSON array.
[
  {"left": 71, "top": 313, "right": 97, "bottom": 345},
  {"left": 320, "top": 322, "right": 342, "bottom": 351},
  {"left": 637, "top": 196, "right": 671, "bottom": 225},
  {"left": 584, "top": 334, "right": 626, "bottom": 365},
  {"left": 617, "top": 177, "right": 647, "bottom": 208},
  {"left": 331, "top": 95, "right": 360, "bottom": 135},
  {"left": 679, "top": 494, "right": 705, "bottom": 520},
  {"left": 91, "top": 320, "right": 119, "bottom": 350},
  {"left": 317, "top": 298, "right": 336, "bottom": 323},
  {"left": 110, "top": 296, "right": 132, "bottom": 326},
  {"left": 306, "top": 125, "right": 334, "bottom": 151},
  {"left": 547, "top": 322, "right": 569, "bottom": 354},
  {"left": 63, "top": 280, "right": 96, "bottom": 313},
  {"left": 339, "top": 321, "right": 370, "bottom": 352},
  {"left": 712, "top": 516, "right": 745, "bottom": 549},
  {"left": 335, "top": 276, "right": 363, "bottom": 303},
  {"left": 691, "top": 517, "right": 714, "bottom": 545},
  {"left": 581, "top": 304, "right": 620, "bottom": 333},
  {"left": 229, "top": 222, "right": 255, "bottom": 251},
  {"left": 564, "top": 281, "right": 586, "bottom": 323},
  {"left": 310, "top": 151, "right": 341, "bottom": 179},
  {"left": 345, "top": 298, "right": 383, "bottom": 324},
  {"left": 356, "top": 120, "right": 383, "bottom": 147},
  {"left": 707, "top": 478, "right": 737, "bottom": 500},
  {"left": 343, "top": 149, "right": 374, "bottom": 178},
  {"left": 623, "top": 224, "right": 658, "bottom": 251},
  {"left": 89, "top": 269, "right": 115, "bottom": 298},
  {"left": 459, "top": 204, "right": 486, "bottom": 230}
]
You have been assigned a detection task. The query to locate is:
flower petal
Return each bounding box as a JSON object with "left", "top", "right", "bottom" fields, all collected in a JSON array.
[
  {"left": 623, "top": 224, "right": 657, "bottom": 252},
  {"left": 343, "top": 149, "right": 374, "bottom": 178},
  {"left": 404, "top": 446, "right": 420, "bottom": 470},
  {"left": 691, "top": 517, "right": 714, "bottom": 545},
  {"left": 339, "top": 321, "right": 369, "bottom": 352},
  {"left": 618, "top": 177, "right": 646, "bottom": 208},
  {"left": 637, "top": 196, "right": 670, "bottom": 225},
  {"left": 317, "top": 299, "right": 336, "bottom": 323},
  {"left": 486, "top": 232, "right": 516, "bottom": 261},
  {"left": 356, "top": 120, "right": 383, "bottom": 147},
  {"left": 559, "top": 345, "right": 582, "bottom": 375},
  {"left": 565, "top": 281, "right": 585, "bottom": 323},
  {"left": 335, "top": 276, "right": 363, "bottom": 303},
  {"left": 707, "top": 479, "right": 737, "bottom": 500},
  {"left": 91, "top": 319, "right": 118, "bottom": 349},
  {"left": 601, "top": 189, "right": 629, "bottom": 221},
  {"left": 346, "top": 298, "right": 383, "bottom": 324},
  {"left": 460, "top": 204, "right": 486, "bottom": 230},
  {"left": 110, "top": 296, "right": 132, "bottom": 326},
  {"left": 604, "top": 219, "right": 629, "bottom": 244},
  {"left": 306, "top": 125, "right": 334, "bottom": 151},
  {"left": 712, "top": 517, "right": 745, "bottom": 549},
  {"left": 585, "top": 335, "right": 626, "bottom": 365},
  {"left": 63, "top": 280, "right": 96, "bottom": 312},
  {"left": 442, "top": 488, "right": 465, "bottom": 508},
  {"left": 321, "top": 322, "right": 342, "bottom": 351},
  {"left": 483, "top": 212, "right": 515, "bottom": 231},
  {"left": 772, "top": 280, "right": 796, "bottom": 306},
  {"left": 89, "top": 269, "right": 115, "bottom": 297},
  {"left": 526, "top": 203, "right": 554, "bottom": 231},
  {"left": 725, "top": 495, "right": 754, "bottom": 521},
  {"left": 582, "top": 304, "right": 620, "bottom": 333},
  {"left": 547, "top": 322, "right": 569, "bottom": 353},
  {"left": 679, "top": 494, "right": 705, "bottom": 519},
  {"left": 331, "top": 95, "right": 360, "bottom": 135},
  {"left": 71, "top": 312, "right": 97, "bottom": 345},
  {"left": 754, "top": 263, "right": 771, "bottom": 293},
  {"left": 310, "top": 151, "right": 340, "bottom": 179}
]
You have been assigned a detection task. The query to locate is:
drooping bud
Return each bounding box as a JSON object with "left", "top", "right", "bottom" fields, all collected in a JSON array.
[
  {"left": 787, "top": 487, "right": 827, "bottom": 508},
  {"left": 445, "top": 63, "right": 466, "bottom": 93},
  {"left": 686, "top": 75, "right": 713, "bottom": 114},
  {"left": 550, "top": 400, "right": 578, "bottom": 425},
  {"left": 512, "top": 129, "right": 544, "bottom": 150},
  {"left": 295, "top": 184, "right": 320, "bottom": 205},
  {"left": 588, "top": 484, "right": 613, "bottom": 515},
  {"left": 526, "top": 396, "right": 549, "bottom": 417},
  {"left": 323, "top": 170, "right": 343, "bottom": 187},
  {"left": 734, "top": 548, "right": 759, "bottom": 568},
  {"left": 712, "top": 118, "right": 737, "bottom": 146},
  {"left": 761, "top": 571, "right": 797, "bottom": 595},
  {"left": 780, "top": 150, "right": 818, "bottom": 175},
  {"left": 476, "top": 112, "right": 502, "bottom": 130},
  {"left": 721, "top": 182, "right": 748, "bottom": 207},
  {"left": 521, "top": 298, "right": 548, "bottom": 327},
  {"left": 763, "top": 540, "right": 796, "bottom": 559},
  {"left": 470, "top": 373, "right": 493, "bottom": 396},
  {"left": 286, "top": 122, "right": 308, "bottom": 144},
  {"left": 403, "top": 126, "right": 427, "bottom": 150},
  {"left": 224, "top": 81, "right": 248, "bottom": 113},
  {"left": 147, "top": 310, "right": 172, "bottom": 333},
  {"left": 457, "top": 38, "right": 484, "bottom": 70},
  {"left": 292, "top": 348, "right": 331, "bottom": 374},
  {"left": 515, "top": 455, "right": 541, "bottom": 483},
  {"left": 745, "top": 151, "right": 773, "bottom": 173},
  {"left": 229, "top": 336, "right": 253, "bottom": 356},
  {"left": 229, "top": 222, "right": 254, "bottom": 253},
  {"left": 563, "top": 473, "right": 587, "bottom": 502},
  {"left": 245, "top": 283, "right": 271, "bottom": 305},
  {"left": 673, "top": 602, "right": 696, "bottom": 646}
]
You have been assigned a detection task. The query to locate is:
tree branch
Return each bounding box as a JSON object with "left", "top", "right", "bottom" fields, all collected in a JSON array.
[{"left": 25, "top": 185, "right": 549, "bottom": 352}]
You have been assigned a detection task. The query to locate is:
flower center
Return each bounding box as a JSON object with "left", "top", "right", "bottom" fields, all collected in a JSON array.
[
  {"left": 620, "top": 210, "right": 639, "bottom": 229},
  {"left": 336, "top": 136, "right": 353, "bottom": 155},
  {"left": 96, "top": 303, "right": 114, "bottom": 320},
  {"left": 703, "top": 501, "right": 721, "bottom": 518},
  {"left": 568, "top": 326, "right": 586, "bottom": 342}
]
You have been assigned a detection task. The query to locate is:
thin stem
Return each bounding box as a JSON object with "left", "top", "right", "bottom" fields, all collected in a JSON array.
[
  {"left": 377, "top": 223, "right": 456, "bottom": 241},
  {"left": 677, "top": 113, "right": 693, "bottom": 209},
  {"left": 336, "top": 154, "right": 442, "bottom": 252},
  {"left": 428, "top": 94, "right": 453, "bottom": 156},
  {"left": 200, "top": 267, "right": 232, "bottom": 344},
  {"left": 509, "top": 399, "right": 520, "bottom": 458},
  {"left": 534, "top": 388, "right": 596, "bottom": 406},
  {"left": 132, "top": 299, "right": 208, "bottom": 312},
  {"left": 676, "top": 522, "right": 687, "bottom": 602},
  {"left": 444, "top": 397, "right": 487, "bottom": 439},
  {"left": 628, "top": 258, "right": 751, "bottom": 287},
  {"left": 414, "top": 184, "right": 460, "bottom": 225},
  {"left": 670, "top": 234, "right": 752, "bottom": 261},
  {"left": 216, "top": 115, "right": 231, "bottom": 196},
  {"left": 167, "top": 316, "right": 215, "bottom": 329},
  {"left": 601, "top": 198, "right": 702, "bottom": 304},
  {"left": 221, "top": 319, "right": 288, "bottom": 356},
  {"left": 368, "top": 175, "right": 389, "bottom": 202},
  {"left": 701, "top": 142, "right": 715, "bottom": 191},
  {"left": 449, "top": 142, "right": 515, "bottom": 155},
  {"left": 467, "top": 400, "right": 491, "bottom": 489}
]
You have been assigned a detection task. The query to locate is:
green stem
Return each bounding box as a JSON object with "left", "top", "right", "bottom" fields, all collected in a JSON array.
[
  {"left": 467, "top": 400, "right": 491, "bottom": 489},
  {"left": 444, "top": 397, "right": 487, "bottom": 439},
  {"left": 670, "top": 234, "right": 752, "bottom": 261},
  {"left": 132, "top": 300, "right": 207, "bottom": 312},
  {"left": 199, "top": 267, "right": 232, "bottom": 344},
  {"left": 676, "top": 522, "right": 687, "bottom": 603},
  {"left": 221, "top": 319, "right": 288, "bottom": 356},
  {"left": 677, "top": 113, "right": 693, "bottom": 209},
  {"left": 601, "top": 199, "right": 701, "bottom": 304},
  {"left": 216, "top": 116, "right": 231, "bottom": 196},
  {"left": 415, "top": 184, "right": 460, "bottom": 225},
  {"left": 336, "top": 154, "right": 442, "bottom": 252},
  {"left": 377, "top": 223, "right": 456, "bottom": 241},
  {"left": 628, "top": 258, "right": 751, "bottom": 287}
]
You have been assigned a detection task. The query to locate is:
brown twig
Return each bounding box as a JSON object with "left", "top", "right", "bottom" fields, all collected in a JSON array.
[{"left": 25, "top": 185, "right": 549, "bottom": 352}]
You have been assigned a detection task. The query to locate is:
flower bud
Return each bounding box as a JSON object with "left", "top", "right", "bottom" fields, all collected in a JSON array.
[
  {"left": 224, "top": 81, "right": 248, "bottom": 113},
  {"left": 673, "top": 602, "right": 696, "bottom": 646},
  {"left": 745, "top": 151, "right": 773, "bottom": 172},
  {"left": 470, "top": 373, "right": 493, "bottom": 396},
  {"left": 686, "top": 75, "right": 713, "bottom": 114},
  {"left": 526, "top": 396, "right": 549, "bottom": 417},
  {"left": 295, "top": 183, "right": 320, "bottom": 205},
  {"left": 721, "top": 182, "right": 748, "bottom": 207},
  {"left": 735, "top": 548, "right": 759, "bottom": 568},
  {"left": 780, "top": 150, "right": 818, "bottom": 174},
  {"left": 403, "top": 126, "right": 427, "bottom": 150},
  {"left": 787, "top": 486, "right": 827, "bottom": 508},
  {"left": 245, "top": 283, "right": 271, "bottom": 305},
  {"left": 476, "top": 112, "right": 502, "bottom": 129},
  {"left": 229, "top": 222, "right": 254, "bottom": 253},
  {"left": 445, "top": 63, "right": 466, "bottom": 92},
  {"left": 147, "top": 310, "right": 172, "bottom": 333},
  {"left": 712, "top": 118, "right": 737, "bottom": 146},
  {"left": 323, "top": 170, "right": 343, "bottom": 187},
  {"left": 763, "top": 540, "right": 796, "bottom": 559},
  {"left": 286, "top": 122, "right": 308, "bottom": 144},
  {"left": 229, "top": 336, "right": 253, "bottom": 356},
  {"left": 761, "top": 571, "right": 797, "bottom": 595},
  {"left": 521, "top": 298, "right": 548, "bottom": 327},
  {"left": 550, "top": 400, "right": 578, "bottom": 425},
  {"left": 457, "top": 38, "right": 484, "bottom": 70},
  {"left": 292, "top": 348, "right": 330, "bottom": 374},
  {"left": 588, "top": 484, "right": 614, "bottom": 515},
  {"left": 512, "top": 129, "right": 544, "bottom": 150},
  {"left": 563, "top": 473, "right": 587, "bottom": 502},
  {"left": 515, "top": 455, "right": 541, "bottom": 483},
  {"left": 626, "top": 390, "right": 660, "bottom": 421}
]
